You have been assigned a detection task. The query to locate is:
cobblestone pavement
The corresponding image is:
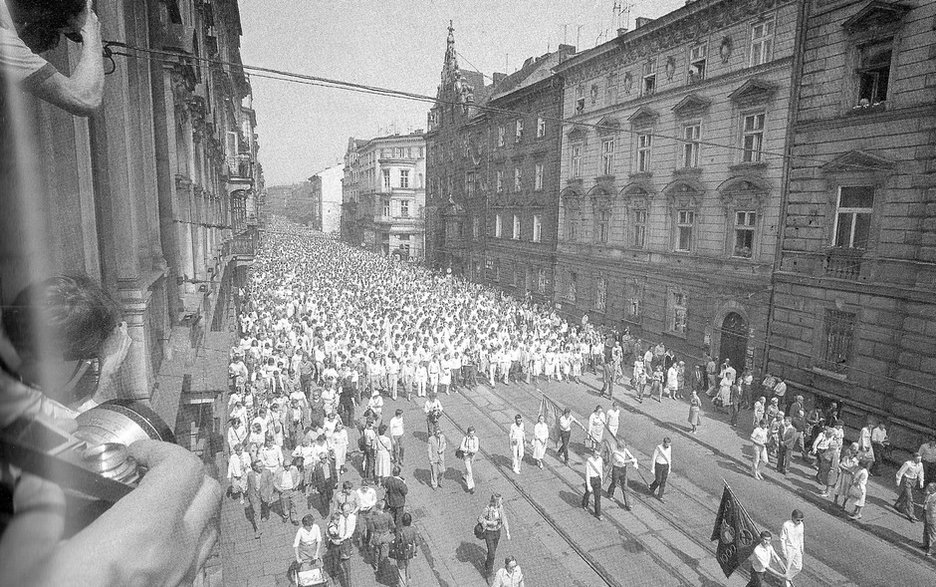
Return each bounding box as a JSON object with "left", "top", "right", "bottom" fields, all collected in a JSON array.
[{"left": 218, "top": 366, "right": 936, "bottom": 586}]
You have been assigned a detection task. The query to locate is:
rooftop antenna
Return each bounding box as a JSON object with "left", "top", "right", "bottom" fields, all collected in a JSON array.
[{"left": 575, "top": 24, "right": 584, "bottom": 51}]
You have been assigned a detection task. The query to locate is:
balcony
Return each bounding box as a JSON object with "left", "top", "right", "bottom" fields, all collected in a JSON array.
[
  {"left": 227, "top": 154, "right": 253, "bottom": 180},
  {"left": 824, "top": 248, "right": 862, "bottom": 280},
  {"left": 222, "top": 228, "right": 258, "bottom": 259}
]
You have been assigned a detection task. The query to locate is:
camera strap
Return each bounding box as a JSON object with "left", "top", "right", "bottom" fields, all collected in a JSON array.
[{"left": 0, "top": 419, "right": 134, "bottom": 504}]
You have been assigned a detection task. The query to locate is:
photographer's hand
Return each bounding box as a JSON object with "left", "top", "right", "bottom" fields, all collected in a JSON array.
[
  {"left": 13, "top": 440, "right": 221, "bottom": 586},
  {"left": 68, "top": 0, "right": 100, "bottom": 38}
]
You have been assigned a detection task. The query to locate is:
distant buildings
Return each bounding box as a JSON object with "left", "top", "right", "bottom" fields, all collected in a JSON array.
[
  {"left": 341, "top": 132, "right": 427, "bottom": 259},
  {"left": 766, "top": 0, "right": 936, "bottom": 446},
  {"left": 309, "top": 164, "right": 344, "bottom": 234}
]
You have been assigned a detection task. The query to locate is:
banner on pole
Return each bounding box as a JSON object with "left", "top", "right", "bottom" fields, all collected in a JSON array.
[{"left": 710, "top": 484, "right": 761, "bottom": 578}]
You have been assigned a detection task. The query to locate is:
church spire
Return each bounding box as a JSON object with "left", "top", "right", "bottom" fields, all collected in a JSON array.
[{"left": 443, "top": 20, "right": 459, "bottom": 75}]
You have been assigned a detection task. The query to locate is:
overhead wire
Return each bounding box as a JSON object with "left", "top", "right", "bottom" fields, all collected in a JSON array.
[{"left": 104, "top": 40, "right": 893, "bottom": 173}]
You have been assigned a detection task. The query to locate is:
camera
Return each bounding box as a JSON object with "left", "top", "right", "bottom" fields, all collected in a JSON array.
[
  {"left": 6, "top": 0, "right": 86, "bottom": 53},
  {"left": 1, "top": 399, "right": 175, "bottom": 532}
]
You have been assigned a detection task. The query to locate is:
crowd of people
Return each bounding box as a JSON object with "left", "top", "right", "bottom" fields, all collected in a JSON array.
[{"left": 222, "top": 223, "right": 935, "bottom": 586}]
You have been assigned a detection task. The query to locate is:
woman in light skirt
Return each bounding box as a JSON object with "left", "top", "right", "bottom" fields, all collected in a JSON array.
[{"left": 687, "top": 390, "right": 702, "bottom": 433}]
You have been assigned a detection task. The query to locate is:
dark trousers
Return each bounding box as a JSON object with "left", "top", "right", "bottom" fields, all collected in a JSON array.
[
  {"left": 558, "top": 430, "right": 571, "bottom": 463},
  {"left": 777, "top": 445, "right": 790, "bottom": 473},
  {"left": 483, "top": 529, "right": 501, "bottom": 577},
  {"left": 327, "top": 541, "right": 352, "bottom": 586},
  {"left": 745, "top": 569, "right": 765, "bottom": 587},
  {"left": 581, "top": 475, "right": 602, "bottom": 517},
  {"left": 924, "top": 515, "right": 935, "bottom": 555},
  {"left": 895, "top": 476, "right": 918, "bottom": 519},
  {"left": 649, "top": 464, "right": 669, "bottom": 497},
  {"left": 600, "top": 379, "right": 613, "bottom": 397},
  {"left": 607, "top": 465, "right": 631, "bottom": 508},
  {"left": 730, "top": 403, "right": 741, "bottom": 427},
  {"left": 871, "top": 442, "right": 886, "bottom": 474},
  {"left": 389, "top": 505, "right": 404, "bottom": 528}
]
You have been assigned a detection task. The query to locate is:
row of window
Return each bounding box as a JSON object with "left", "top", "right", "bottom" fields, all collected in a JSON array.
[
  {"left": 380, "top": 199, "right": 418, "bottom": 218},
  {"left": 496, "top": 116, "right": 549, "bottom": 148},
  {"left": 564, "top": 206, "right": 756, "bottom": 257},
  {"left": 569, "top": 111, "right": 765, "bottom": 179},
  {"left": 480, "top": 259, "right": 550, "bottom": 293},
  {"left": 494, "top": 162, "right": 546, "bottom": 193},
  {"left": 491, "top": 213, "right": 543, "bottom": 243},
  {"left": 574, "top": 19, "right": 774, "bottom": 113},
  {"left": 564, "top": 273, "right": 686, "bottom": 333},
  {"left": 381, "top": 168, "right": 424, "bottom": 190},
  {"left": 561, "top": 184, "right": 873, "bottom": 256},
  {"left": 379, "top": 147, "right": 424, "bottom": 160}
]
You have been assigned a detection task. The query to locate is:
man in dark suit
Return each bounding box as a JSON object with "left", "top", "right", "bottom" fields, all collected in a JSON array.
[
  {"left": 383, "top": 465, "right": 408, "bottom": 527},
  {"left": 246, "top": 459, "right": 265, "bottom": 538}
]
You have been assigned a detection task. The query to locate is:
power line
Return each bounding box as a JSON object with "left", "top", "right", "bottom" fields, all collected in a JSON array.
[{"left": 105, "top": 41, "right": 892, "bottom": 173}]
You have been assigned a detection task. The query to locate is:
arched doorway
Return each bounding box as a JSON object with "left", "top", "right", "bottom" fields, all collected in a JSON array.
[{"left": 719, "top": 312, "right": 748, "bottom": 372}]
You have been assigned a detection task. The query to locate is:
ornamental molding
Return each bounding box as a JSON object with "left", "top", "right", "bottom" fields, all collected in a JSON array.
[
  {"left": 716, "top": 175, "right": 770, "bottom": 215},
  {"left": 562, "top": 0, "right": 786, "bottom": 85}
]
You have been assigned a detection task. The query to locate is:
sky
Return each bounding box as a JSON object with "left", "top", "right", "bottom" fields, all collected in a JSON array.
[{"left": 239, "top": 0, "right": 685, "bottom": 186}]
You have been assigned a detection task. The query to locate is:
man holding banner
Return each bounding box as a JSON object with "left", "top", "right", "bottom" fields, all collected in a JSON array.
[{"left": 711, "top": 483, "right": 789, "bottom": 585}]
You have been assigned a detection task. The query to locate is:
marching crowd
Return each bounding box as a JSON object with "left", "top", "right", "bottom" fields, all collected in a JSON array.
[{"left": 222, "top": 224, "right": 936, "bottom": 586}]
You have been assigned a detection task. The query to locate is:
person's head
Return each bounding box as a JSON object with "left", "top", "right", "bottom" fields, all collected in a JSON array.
[
  {"left": 563, "top": 407, "right": 571, "bottom": 416},
  {"left": 395, "top": 408, "right": 404, "bottom": 417},
  {"left": 514, "top": 414, "right": 522, "bottom": 424},
  {"left": 233, "top": 443, "right": 243, "bottom": 454},
  {"left": 401, "top": 512, "right": 412, "bottom": 527},
  {"left": 791, "top": 509, "right": 804, "bottom": 524},
  {"left": 376, "top": 499, "right": 386, "bottom": 511},
  {"left": 759, "top": 530, "right": 772, "bottom": 545},
  {"left": 913, "top": 452, "right": 922, "bottom": 464},
  {"left": 784, "top": 416, "right": 792, "bottom": 425},
  {"left": 251, "top": 459, "right": 263, "bottom": 473},
  {"left": 434, "top": 426, "right": 443, "bottom": 437},
  {"left": 662, "top": 437, "right": 671, "bottom": 448},
  {"left": 378, "top": 424, "right": 388, "bottom": 436},
  {"left": 926, "top": 482, "right": 936, "bottom": 496},
  {"left": 7, "top": 0, "right": 86, "bottom": 52},
  {"left": 342, "top": 480, "right": 354, "bottom": 492},
  {"left": 3, "top": 273, "right": 123, "bottom": 399},
  {"left": 537, "top": 414, "right": 545, "bottom": 424},
  {"left": 489, "top": 493, "right": 502, "bottom": 507},
  {"left": 503, "top": 556, "right": 518, "bottom": 572},
  {"left": 302, "top": 514, "right": 315, "bottom": 529},
  {"left": 341, "top": 502, "right": 353, "bottom": 515},
  {"left": 467, "top": 426, "right": 475, "bottom": 437},
  {"left": 264, "top": 434, "right": 274, "bottom": 446}
]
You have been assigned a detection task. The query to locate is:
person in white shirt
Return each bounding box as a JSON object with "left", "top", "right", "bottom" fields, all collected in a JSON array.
[
  {"left": 750, "top": 419, "right": 769, "bottom": 481},
  {"left": 509, "top": 414, "right": 526, "bottom": 475},
  {"left": 423, "top": 393, "right": 443, "bottom": 436},
  {"left": 894, "top": 453, "right": 925, "bottom": 522},
  {"left": 491, "top": 556, "right": 525, "bottom": 587},
  {"left": 606, "top": 402, "right": 621, "bottom": 439},
  {"left": 666, "top": 364, "right": 679, "bottom": 400},
  {"left": 227, "top": 443, "right": 250, "bottom": 504},
  {"left": 747, "top": 531, "right": 785, "bottom": 586},
  {"left": 648, "top": 437, "right": 672, "bottom": 501},
  {"left": 326, "top": 502, "right": 357, "bottom": 585},
  {"left": 389, "top": 408, "right": 405, "bottom": 465},
  {"left": 294, "top": 514, "right": 322, "bottom": 565},
  {"left": 587, "top": 406, "right": 606, "bottom": 450},
  {"left": 779, "top": 509, "right": 804, "bottom": 587},
  {"left": 607, "top": 443, "right": 638, "bottom": 510},
  {"left": 581, "top": 449, "right": 604, "bottom": 520},
  {"left": 532, "top": 415, "right": 549, "bottom": 469},
  {"left": 557, "top": 408, "right": 579, "bottom": 465},
  {"left": 460, "top": 427, "right": 480, "bottom": 493}
]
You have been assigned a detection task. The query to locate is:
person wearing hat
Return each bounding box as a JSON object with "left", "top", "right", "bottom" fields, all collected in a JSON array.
[{"left": 779, "top": 509, "right": 805, "bottom": 586}]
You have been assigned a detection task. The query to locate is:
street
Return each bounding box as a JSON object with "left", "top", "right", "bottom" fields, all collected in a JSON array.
[{"left": 219, "top": 362, "right": 936, "bottom": 586}]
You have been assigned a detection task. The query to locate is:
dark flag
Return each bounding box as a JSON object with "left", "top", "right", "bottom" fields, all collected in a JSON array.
[
  {"left": 710, "top": 484, "right": 760, "bottom": 578},
  {"left": 538, "top": 394, "right": 564, "bottom": 447}
]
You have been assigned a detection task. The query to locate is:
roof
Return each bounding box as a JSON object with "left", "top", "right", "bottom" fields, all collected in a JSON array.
[{"left": 488, "top": 48, "right": 570, "bottom": 102}]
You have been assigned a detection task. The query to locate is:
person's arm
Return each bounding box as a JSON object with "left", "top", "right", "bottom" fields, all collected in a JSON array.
[
  {"left": 0, "top": 440, "right": 220, "bottom": 586},
  {"left": 23, "top": 0, "right": 103, "bottom": 116},
  {"left": 294, "top": 531, "right": 302, "bottom": 563}
]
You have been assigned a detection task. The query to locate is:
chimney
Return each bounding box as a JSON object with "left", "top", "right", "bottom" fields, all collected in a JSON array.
[
  {"left": 523, "top": 56, "right": 535, "bottom": 68},
  {"left": 493, "top": 72, "right": 507, "bottom": 85},
  {"left": 557, "top": 44, "right": 576, "bottom": 63},
  {"left": 617, "top": 27, "right": 628, "bottom": 37},
  {"left": 635, "top": 17, "right": 653, "bottom": 29}
]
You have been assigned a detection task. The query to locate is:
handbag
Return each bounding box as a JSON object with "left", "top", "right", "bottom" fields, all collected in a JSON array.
[
  {"left": 357, "top": 435, "right": 367, "bottom": 452},
  {"left": 455, "top": 448, "right": 465, "bottom": 459},
  {"left": 847, "top": 482, "right": 863, "bottom": 500},
  {"left": 473, "top": 521, "right": 485, "bottom": 540}
]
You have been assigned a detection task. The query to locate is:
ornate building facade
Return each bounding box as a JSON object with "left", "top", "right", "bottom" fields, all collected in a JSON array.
[
  {"left": 424, "top": 23, "right": 495, "bottom": 274},
  {"left": 553, "top": 0, "right": 800, "bottom": 371},
  {"left": 0, "top": 0, "right": 262, "bottom": 438},
  {"left": 341, "top": 132, "right": 426, "bottom": 259},
  {"left": 766, "top": 0, "right": 936, "bottom": 447},
  {"left": 477, "top": 47, "right": 573, "bottom": 303}
]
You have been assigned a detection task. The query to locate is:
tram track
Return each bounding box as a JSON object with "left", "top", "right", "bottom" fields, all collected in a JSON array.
[
  {"left": 441, "top": 384, "right": 729, "bottom": 587},
  {"left": 452, "top": 378, "right": 836, "bottom": 587}
]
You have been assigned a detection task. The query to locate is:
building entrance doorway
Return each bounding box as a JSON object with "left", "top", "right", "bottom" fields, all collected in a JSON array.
[{"left": 719, "top": 312, "right": 748, "bottom": 372}]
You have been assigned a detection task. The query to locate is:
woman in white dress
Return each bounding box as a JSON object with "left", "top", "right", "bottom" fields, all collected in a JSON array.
[
  {"left": 375, "top": 424, "right": 393, "bottom": 482},
  {"left": 846, "top": 458, "right": 870, "bottom": 520},
  {"left": 532, "top": 415, "right": 549, "bottom": 469},
  {"left": 329, "top": 420, "right": 349, "bottom": 475},
  {"left": 587, "top": 406, "right": 606, "bottom": 450}
]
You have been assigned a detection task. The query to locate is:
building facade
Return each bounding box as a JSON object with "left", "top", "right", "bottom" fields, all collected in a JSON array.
[
  {"left": 766, "top": 0, "right": 936, "bottom": 447},
  {"left": 552, "top": 0, "right": 800, "bottom": 372},
  {"left": 309, "top": 164, "right": 343, "bottom": 234},
  {"left": 341, "top": 132, "right": 426, "bottom": 259},
  {"left": 478, "top": 48, "right": 573, "bottom": 303},
  {"left": 424, "top": 23, "right": 495, "bottom": 274},
  {"left": 0, "top": 0, "right": 261, "bottom": 442}
]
